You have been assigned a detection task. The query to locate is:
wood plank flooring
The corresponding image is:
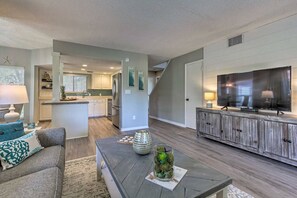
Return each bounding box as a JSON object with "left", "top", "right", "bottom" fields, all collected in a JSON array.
[
  {"left": 39, "top": 117, "right": 120, "bottom": 161},
  {"left": 40, "top": 117, "right": 297, "bottom": 198}
]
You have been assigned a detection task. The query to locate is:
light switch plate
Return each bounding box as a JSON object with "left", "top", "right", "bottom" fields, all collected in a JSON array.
[{"left": 125, "top": 89, "right": 131, "bottom": 94}]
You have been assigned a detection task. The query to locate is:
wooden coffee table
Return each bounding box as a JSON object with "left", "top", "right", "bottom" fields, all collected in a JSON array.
[{"left": 96, "top": 135, "right": 232, "bottom": 198}]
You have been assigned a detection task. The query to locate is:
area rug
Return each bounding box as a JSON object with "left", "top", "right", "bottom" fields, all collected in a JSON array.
[
  {"left": 62, "top": 156, "right": 253, "bottom": 198},
  {"left": 62, "top": 156, "right": 110, "bottom": 198}
]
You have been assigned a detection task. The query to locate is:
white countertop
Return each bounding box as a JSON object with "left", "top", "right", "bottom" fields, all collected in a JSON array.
[{"left": 42, "top": 100, "right": 89, "bottom": 105}]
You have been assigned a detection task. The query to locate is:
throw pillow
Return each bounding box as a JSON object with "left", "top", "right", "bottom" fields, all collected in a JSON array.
[
  {"left": 0, "top": 121, "right": 25, "bottom": 142},
  {"left": 0, "top": 131, "right": 44, "bottom": 170}
]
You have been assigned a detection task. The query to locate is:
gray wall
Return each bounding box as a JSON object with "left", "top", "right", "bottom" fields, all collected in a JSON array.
[
  {"left": 53, "top": 40, "right": 148, "bottom": 130},
  {"left": 0, "top": 46, "right": 32, "bottom": 122},
  {"left": 149, "top": 48, "right": 203, "bottom": 125}
]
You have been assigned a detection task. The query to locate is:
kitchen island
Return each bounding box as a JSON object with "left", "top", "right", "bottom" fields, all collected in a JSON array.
[{"left": 43, "top": 100, "right": 89, "bottom": 139}]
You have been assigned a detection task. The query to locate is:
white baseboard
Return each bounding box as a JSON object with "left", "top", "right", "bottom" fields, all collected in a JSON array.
[
  {"left": 66, "top": 135, "right": 88, "bottom": 140},
  {"left": 149, "top": 116, "right": 186, "bottom": 128},
  {"left": 121, "top": 126, "right": 149, "bottom": 132}
]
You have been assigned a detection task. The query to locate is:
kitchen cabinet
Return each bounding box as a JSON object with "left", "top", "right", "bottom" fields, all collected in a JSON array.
[
  {"left": 92, "top": 74, "right": 111, "bottom": 89},
  {"left": 39, "top": 100, "right": 52, "bottom": 120},
  {"left": 88, "top": 99, "right": 106, "bottom": 117}
]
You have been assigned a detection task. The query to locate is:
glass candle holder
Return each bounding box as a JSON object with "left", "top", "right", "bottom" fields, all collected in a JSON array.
[{"left": 153, "top": 144, "right": 174, "bottom": 181}]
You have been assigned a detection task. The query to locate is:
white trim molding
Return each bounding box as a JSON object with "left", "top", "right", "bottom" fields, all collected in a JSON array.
[
  {"left": 121, "top": 126, "right": 149, "bottom": 132},
  {"left": 149, "top": 116, "right": 186, "bottom": 128},
  {"left": 66, "top": 135, "right": 88, "bottom": 140}
]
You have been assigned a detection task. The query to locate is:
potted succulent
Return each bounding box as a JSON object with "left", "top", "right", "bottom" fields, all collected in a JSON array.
[{"left": 153, "top": 144, "right": 174, "bottom": 181}]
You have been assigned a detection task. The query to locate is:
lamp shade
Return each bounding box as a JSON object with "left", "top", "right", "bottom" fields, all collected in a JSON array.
[
  {"left": 0, "top": 85, "right": 29, "bottom": 105},
  {"left": 204, "top": 92, "right": 215, "bottom": 101},
  {"left": 261, "top": 90, "right": 274, "bottom": 99}
]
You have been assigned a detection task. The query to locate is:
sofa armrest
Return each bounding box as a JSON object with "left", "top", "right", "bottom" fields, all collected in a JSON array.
[{"left": 36, "top": 128, "right": 66, "bottom": 148}]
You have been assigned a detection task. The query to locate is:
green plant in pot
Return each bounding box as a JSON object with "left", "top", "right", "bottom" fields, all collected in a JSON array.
[
  {"left": 60, "top": 86, "right": 66, "bottom": 100},
  {"left": 154, "top": 144, "right": 174, "bottom": 181}
]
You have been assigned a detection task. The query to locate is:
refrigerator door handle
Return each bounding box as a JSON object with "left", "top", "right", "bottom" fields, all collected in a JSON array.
[{"left": 112, "top": 106, "right": 120, "bottom": 110}]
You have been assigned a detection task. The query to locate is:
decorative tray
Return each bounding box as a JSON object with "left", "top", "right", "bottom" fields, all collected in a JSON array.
[{"left": 117, "top": 136, "right": 134, "bottom": 144}]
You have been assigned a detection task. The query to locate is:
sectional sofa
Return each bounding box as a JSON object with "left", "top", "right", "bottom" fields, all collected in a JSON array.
[{"left": 0, "top": 128, "right": 66, "bottom": 198}]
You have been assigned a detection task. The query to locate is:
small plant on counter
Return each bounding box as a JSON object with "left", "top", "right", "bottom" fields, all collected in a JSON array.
[{"left": 60, "top": 86, "right": 66, "bottom": 100}]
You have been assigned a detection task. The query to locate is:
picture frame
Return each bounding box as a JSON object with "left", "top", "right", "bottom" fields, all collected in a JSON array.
[
  {"left": 128, "top": 67, "right": 135, "bottom": 87},
  {"left": 138, "top": 71, "right": 144, "bottom": 91}
]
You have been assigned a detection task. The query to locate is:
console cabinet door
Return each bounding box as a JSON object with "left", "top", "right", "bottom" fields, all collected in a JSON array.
[
  {"left": 221, "top": 115, "right": 233, "bottom": 142},
  {"left": 198, "top": 112, "right": 220, "bottom": 138},
  {"left": 222, "top": 115, "right": 258, "bottom": 148},
  {"left": 239, "top": 118, "right": 258, "bottom": 149},
  {"left": 198, "top": 112, "right": 208, "bottom": 134},
  {"left": 288, "top": 124, "right": 297, "bottom": 161},
  {"left": 263, "top": 121, "right": 288, "bottom": 158},
  {"left": 208, "top": 113, "right": 221, "bottom": 138}
]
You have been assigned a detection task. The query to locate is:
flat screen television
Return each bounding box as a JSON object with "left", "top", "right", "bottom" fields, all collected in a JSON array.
[{"left": 217, "top": 66, "right": 291, "bottom": 112}]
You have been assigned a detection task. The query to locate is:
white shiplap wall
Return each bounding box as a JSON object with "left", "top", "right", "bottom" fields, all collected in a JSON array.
[{"left": 204, "top": 14, "right": 297, "bottom": 113}]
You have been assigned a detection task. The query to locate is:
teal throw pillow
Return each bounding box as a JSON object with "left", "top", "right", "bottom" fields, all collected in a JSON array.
[
  {"left": 0, "top": 121, "right": 25, "bottom": 142},
  {"left": 0, "top": 131, "right": 44, "bottom": 170}
]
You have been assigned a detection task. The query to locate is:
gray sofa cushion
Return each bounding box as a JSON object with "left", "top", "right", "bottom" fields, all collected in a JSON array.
[
  {"left": 0, "top": 145, "right": 65, "bottom": 184},
  {"left": 0, "top": 167, "right": 62, "bottom": 198},
  {"left": 37, "top": 128, "right": 66, "bottom": 148}
]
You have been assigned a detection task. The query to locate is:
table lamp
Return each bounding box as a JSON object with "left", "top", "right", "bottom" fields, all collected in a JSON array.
[
  {"left": 0, "top": 85, "right": 29, "bottom": 122},
  {"left": 204, "top": 92, "right": 215, "bottom": 108}
]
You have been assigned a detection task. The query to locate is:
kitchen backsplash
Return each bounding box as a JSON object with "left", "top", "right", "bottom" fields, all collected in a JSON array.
[{"left": 66, "top": 89, "right": 112, "bottom": 96}]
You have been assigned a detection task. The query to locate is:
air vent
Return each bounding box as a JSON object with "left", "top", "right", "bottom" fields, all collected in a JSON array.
[
  {"left": 87, "top": 71, "right": 93, "bottom": 73},
  {"left": 228, "top": 35, "right": 243, "bottom": 47}
]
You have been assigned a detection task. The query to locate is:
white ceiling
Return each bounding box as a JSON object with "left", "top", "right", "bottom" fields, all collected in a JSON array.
[{"left": 1, "top": 0, "right": 297, "bottom": 65}]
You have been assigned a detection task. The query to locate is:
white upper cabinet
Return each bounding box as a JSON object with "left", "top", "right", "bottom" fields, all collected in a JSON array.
[
  {"left": 101, "top": 75, "right": 112, "bottom": 89},
  {"left": 92, "top": 74, "right": 111, "bottom": 89}
]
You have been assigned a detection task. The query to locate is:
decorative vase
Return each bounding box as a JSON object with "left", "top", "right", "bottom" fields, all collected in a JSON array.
[
  {"left": 132, "top": 130, "right": 152, "bottom": 155},
  {"left": 153, "top": 144, "right": 174, "bottom": 181}
]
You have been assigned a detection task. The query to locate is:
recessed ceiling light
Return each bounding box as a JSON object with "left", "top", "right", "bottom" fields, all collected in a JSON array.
[
  {"left": 81, "top": 68, "right": 86, "bottom": 71},
  {"left": 82, "top": 64, "right": 87, "bottom": 67},
  {"left": 110, "top": 67, "right": 114, "bottom": 69},
  {"left": 103, "top": 72, "right": 107, "bottom": 74}
]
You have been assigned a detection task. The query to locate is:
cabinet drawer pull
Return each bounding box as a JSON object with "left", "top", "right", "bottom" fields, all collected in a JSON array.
[
  {"left": 221, "top": 130, "right": 223, "bottom": 133},
  {"left": 282, "top": 138, "right": 287, "bottom": 142},
  {"left": 287, "top": 140, "right": 292, "bottom": 143}
]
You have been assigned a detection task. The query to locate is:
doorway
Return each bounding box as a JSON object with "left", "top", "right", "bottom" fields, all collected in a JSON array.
[{"left": 185, "top": 60, "right": 203, "bottom": 129}]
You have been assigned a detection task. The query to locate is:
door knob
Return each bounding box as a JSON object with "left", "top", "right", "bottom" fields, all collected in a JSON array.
[{"left": 186, "top": 98, "right": 189, "bottom": 101}]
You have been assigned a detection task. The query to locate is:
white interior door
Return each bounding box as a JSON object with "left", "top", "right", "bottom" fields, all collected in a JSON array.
[{"left": 185, "top": 60, "right": 203, "bottom": 129}]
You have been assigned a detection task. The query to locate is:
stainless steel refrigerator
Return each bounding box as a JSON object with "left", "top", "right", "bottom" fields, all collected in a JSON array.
[{"left": 112, "top": 73, "right": 121, "bottom": 128}]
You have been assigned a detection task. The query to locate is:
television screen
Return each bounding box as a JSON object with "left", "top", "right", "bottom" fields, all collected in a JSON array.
[{"left": 217, "top": 66, "right": 291, "bottom": 111}]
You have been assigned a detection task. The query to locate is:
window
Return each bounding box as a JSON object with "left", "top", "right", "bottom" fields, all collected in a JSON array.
[
  {"left": 0, "top": 66, "right": 24, "bottom": 85},
  {"left": 63, "top": 74, "right": 87, "bottom": 92}
]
